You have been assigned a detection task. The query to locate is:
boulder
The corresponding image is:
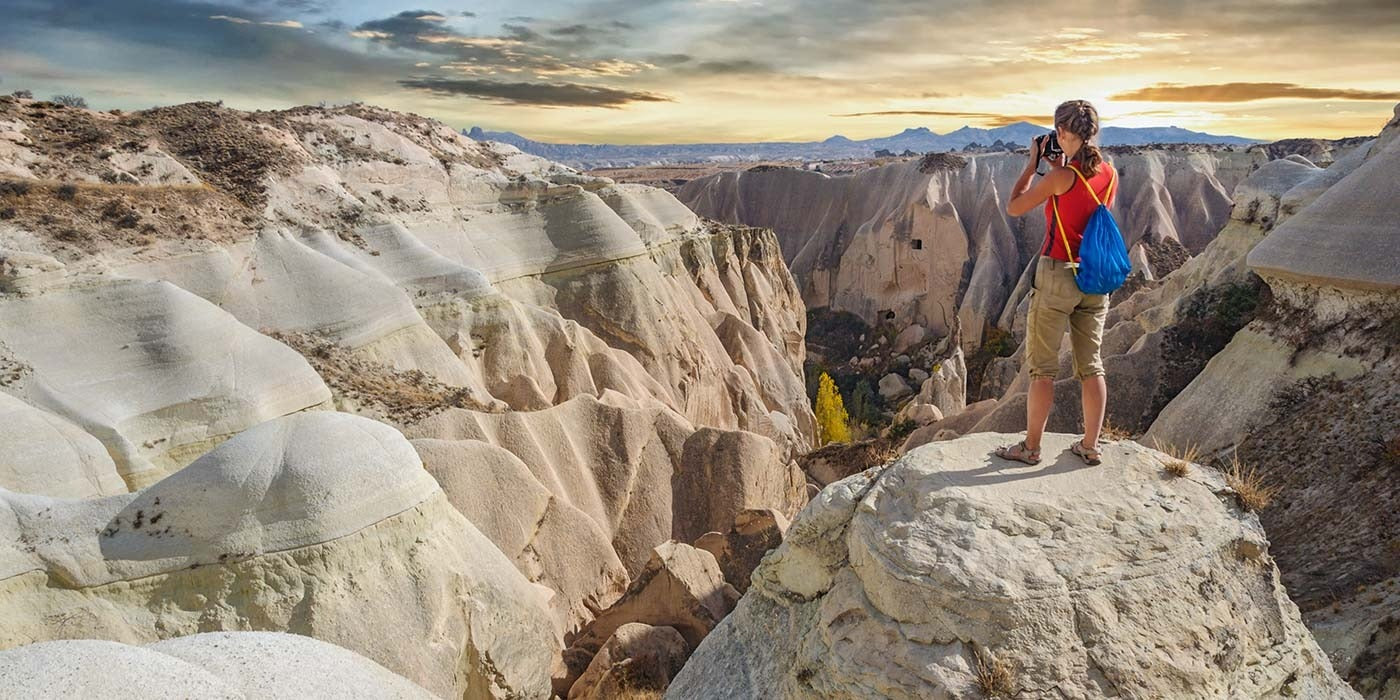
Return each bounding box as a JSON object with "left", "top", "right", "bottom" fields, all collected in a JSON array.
[
  {"left": 0, "top": 632, "right": 436, "bottom": 699},
  {"left": 568, "top": 623, "right": 689, "bottom": 700},
  {"left": 892, "top": 324, "right": 926, "bottom": 353},
  {"left": 694, "top": 509, "right": 790, "bottom": 594},
  {"left": 672, "top": 427, "right": 807, "bottom": 544},
  {"left": 894, "top": 401, "right": 942, "bottom": 427},
  {"left": 877, "top": 373, "right": 912, "bottom": 401},
  {"left": 560, "top": 542, "right": 738, "bottom": 695},
  {"left": 667, "top": 432, "right": 1356, "bottom": 699},
  {"left": 901, "top": 397, "right": 998, "bottom": 451}
]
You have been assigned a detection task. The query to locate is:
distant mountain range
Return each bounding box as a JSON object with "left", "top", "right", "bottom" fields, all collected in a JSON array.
[{"left": 463, "top": 122, "right": 1261, "bottom": 169}]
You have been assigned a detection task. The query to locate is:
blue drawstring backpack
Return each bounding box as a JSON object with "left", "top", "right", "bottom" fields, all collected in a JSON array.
[{"left": 1051, "top": 165, "right": 1131, "bottom": 295}]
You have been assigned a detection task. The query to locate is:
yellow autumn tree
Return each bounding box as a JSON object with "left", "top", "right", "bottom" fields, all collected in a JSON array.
[{"left": 815, "top": 372, "right": 851, "bottom": 445}]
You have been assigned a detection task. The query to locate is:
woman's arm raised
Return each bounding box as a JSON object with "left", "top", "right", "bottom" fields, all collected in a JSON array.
[{"left": 1007, "top": 165, "right": 1072, "bottom": 217}]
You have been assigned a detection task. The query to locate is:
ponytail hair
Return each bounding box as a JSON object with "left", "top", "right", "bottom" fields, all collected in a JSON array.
[{"left": 1054, "top": 99, "right": 1103, "bottom": 177}]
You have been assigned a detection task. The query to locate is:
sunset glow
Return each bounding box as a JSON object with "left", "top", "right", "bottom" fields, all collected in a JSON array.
[{"left": 2, "top": 0, "right": 1397, "bottom": 142}]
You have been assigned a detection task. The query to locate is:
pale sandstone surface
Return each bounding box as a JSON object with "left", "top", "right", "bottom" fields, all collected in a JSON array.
[
  {"left": 1247, "top": 103, "right": 1400, "bottom": 292},
  {"left": 667, "top": 432, "right": 1356, "bottom": 699},
  {"left": 0, "top": 279, "right": 333, "bottom": 489},
  {"left": 405, "top": 394, "right": 806, "bottom": 649},
  {"left": 0, "top": 412, "right": 557, "bottom": 699},
  {"left": 0, "top": 632, "right": 435, "bottom": 699},
  {"left": 0, "top": 391, "right": 126, "bottom": 499}
]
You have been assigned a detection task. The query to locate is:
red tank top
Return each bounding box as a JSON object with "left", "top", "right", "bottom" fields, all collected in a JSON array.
[{"left": 1042, "top": 160, "right": 1117, "bottom": 262}]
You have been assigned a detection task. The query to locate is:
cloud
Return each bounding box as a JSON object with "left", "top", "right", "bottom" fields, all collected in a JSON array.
[
  {"left": 353, "top": 10, "right": 453, "bottom": 41},
  {"left": 261, "top": 20, "right": 304, "bottom": 29},
  {"left": 397, "top": 76, "right": 673, "bottom": 108},
  {"left": 209, "top": 14, "right": 252, "bottom": 24},
  {"left": 684, "top": 59, "right": 774, "bottom": 75},
  {"left": 1112, "top": 82, "right": 1400, "bottom": 102},
  {"left": 831, "top": 110, "right": 1049, "bottom": 126}
]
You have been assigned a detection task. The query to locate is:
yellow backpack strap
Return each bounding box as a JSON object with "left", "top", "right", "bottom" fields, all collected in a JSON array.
[
  {"left": 1050, "top": 189, "right": 1077, "bottom": 272},
  {"left": 1070, "top": 163, "right": 1116, "bottom": 206},
  {"left": 1070, "top": 166, "right": 1101, "bottom": 206}
]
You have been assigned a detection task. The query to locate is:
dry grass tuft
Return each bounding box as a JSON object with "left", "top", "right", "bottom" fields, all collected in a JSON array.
[
  {"left": 1152, "top": 438, "right": 1198, "bottom": 478},
  {"left": 1100, "top": 419, "right": 1135, "bottom": 442},
  {"left": 973, "top": 647, "right": 1016, "bottom": 699},
  {"left": 1223, "top": 451, "right": 1277, "bottom": 512}
]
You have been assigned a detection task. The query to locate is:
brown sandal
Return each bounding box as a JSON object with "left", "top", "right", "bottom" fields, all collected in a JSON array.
[
  {"left": 995, "top": 440, "right": 1041, "bottom": 465},
  {"left": 1071, "top": 439, "right": 1102, "bottom": 465}
]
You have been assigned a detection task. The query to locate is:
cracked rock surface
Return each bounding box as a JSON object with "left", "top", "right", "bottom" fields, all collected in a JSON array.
[{"left": 668, "top": 432, "right": 1356, "bottom": 699}]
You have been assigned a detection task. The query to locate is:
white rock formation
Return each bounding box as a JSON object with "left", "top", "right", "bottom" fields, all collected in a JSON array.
[
  {"left": 0, "top": 98, "right": 818, "bottom": 695},
  {"left": 407, "top": 394, "right": 806, "bottom": 639},
  {"left": 0, "top": 279, "right": 333, "bottom": 488},
  {"left": 0, "top": 632, "right": 435, "bottom": 699},
  {"left": 0, "top": 100, "right": 815, "bottom": 482},
  {"left": 0, "top": 391, "right": 125, "bottom": 498},
  {"left": 668, "top": 433, "right": 1357, "bottom": 699},
  {"left": 0, "top": 412, "right": 557, "bottom": 699}
]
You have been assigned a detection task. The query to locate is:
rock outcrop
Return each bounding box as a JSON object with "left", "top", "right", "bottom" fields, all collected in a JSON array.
[
  {"left": 569, "top": 622, "right": 690, "bottom": 700},
  {"left": 0, "top": 412, "right": 557, "bottom": 699},
  {"left": 1145, "top": 103, "right": 1400, "bottom": 698},
  {"left": 0, "top": 632, "right": 434, "bottom": 699},
  {"left": 558, "top": 541, "right": 739, "bottom": 695},
  {"left": 668, "top": 432, "right": 1356, "bottom": 699}
]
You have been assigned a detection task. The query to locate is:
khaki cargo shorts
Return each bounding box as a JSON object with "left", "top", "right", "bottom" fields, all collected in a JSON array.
[{"left": 1025, "top": 256, "right": 1109, "bottom": 380}]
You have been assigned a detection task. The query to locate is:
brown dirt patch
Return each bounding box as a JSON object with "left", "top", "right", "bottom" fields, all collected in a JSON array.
[
  {"left": 0, "top": 178, "right": 253, "bottom": 260},
  {"left": 917, "top": 152, "right": 968, "bottom": 173},
  {"left": 270, "top": 331, "right": 500, "bottom": 425}
]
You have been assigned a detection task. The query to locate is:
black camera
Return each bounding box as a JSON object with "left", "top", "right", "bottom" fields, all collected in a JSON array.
[{"left": 1036, "top": 131, "right": 1063, "bottom": 161}]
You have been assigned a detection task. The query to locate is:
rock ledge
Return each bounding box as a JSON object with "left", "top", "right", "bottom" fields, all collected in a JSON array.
[{"left": 668, "top": 432, "right": 1356, "bottom": 699}]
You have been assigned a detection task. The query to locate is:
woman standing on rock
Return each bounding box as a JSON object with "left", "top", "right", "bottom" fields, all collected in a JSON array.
[{"left": 995, "top": 99, "right": 1117, "bottom": 466}]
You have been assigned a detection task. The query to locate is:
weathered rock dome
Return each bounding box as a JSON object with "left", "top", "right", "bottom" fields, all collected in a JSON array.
[{"left": 669, "top": 432, "right": 1356, "bottom": 699}]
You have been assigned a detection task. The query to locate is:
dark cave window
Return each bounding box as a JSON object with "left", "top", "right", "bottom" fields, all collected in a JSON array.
[{"left": 911, "top": 239, "right": 923, "bottom": 250}]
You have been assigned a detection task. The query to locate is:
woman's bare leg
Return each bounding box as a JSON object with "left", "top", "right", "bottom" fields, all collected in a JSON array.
[
  {"left": 1080, "top": 375, "right": 1106, "bottom": 446},
  {"left": 1025, "top": 377, "right": 1055, "bottom": 450}
]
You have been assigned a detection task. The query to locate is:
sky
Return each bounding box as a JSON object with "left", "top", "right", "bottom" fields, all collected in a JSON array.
[{"left": 1, "top": 0, "right": 1398, "bottom": 144}]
